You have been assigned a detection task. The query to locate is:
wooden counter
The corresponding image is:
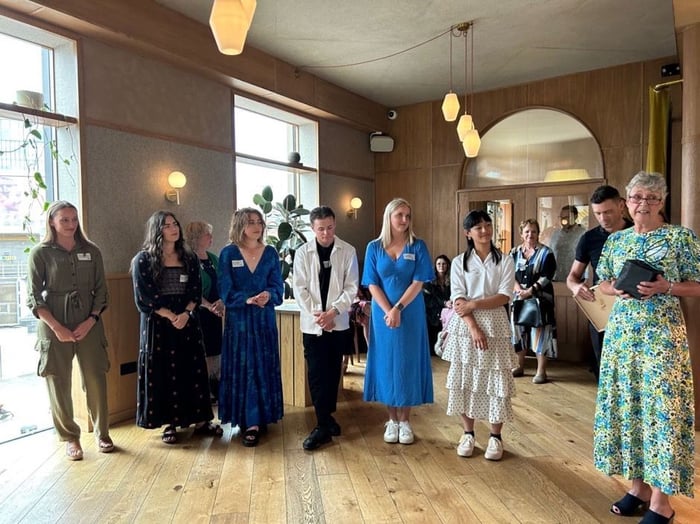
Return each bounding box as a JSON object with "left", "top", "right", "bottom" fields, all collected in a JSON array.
[{"left": 276, "top": 303, "right": 312, "bottom": 407}]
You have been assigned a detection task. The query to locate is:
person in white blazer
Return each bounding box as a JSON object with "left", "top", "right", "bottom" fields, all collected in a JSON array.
[{"left": 293, "top": 206, "right": 359, "bottom": 450}]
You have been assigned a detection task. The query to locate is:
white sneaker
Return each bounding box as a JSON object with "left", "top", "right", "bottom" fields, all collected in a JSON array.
[
  {"left": 398, "top": 421, "right": 414, "bottom": 444},
  {"left": 383, "top": 420, "right": 399, "bottom": 443},
  {"left": 484, "top": 436, "right": 503, "bottom": 461},
  {"left": 456, "top": 433, "right": 475, "bottom": 457}
]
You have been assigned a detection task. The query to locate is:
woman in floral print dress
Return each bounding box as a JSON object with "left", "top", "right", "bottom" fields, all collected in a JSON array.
[{"left": 594, "top": 172, "right": 700, "bottom": 524}]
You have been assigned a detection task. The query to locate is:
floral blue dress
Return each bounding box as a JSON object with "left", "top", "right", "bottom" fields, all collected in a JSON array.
[
  {"left": 594, "top": 224, "right": 700, "bottom": 496},
  {"left": 217, "top": 244, "right": 284, "bottom": 428},
  {"left": 362, "top": 238, "right": 434, "bottom": 406}
]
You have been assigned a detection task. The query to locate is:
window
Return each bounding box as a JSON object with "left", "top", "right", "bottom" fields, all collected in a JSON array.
[
  {"left": 0, "top": 15, "right": 79, "bottom": 444},
  {"left": 234, "top": 96, "right": 318, "bottom": 212}
]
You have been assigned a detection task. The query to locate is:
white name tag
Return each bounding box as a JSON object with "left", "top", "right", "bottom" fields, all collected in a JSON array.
[
  {"left": 179, "top": 274, "right": 189, "bottom": 283},
  {"left": 77, "top": 253, "right": 91, "bottom": 261},
  {"left": 232, "top": 260, "right": 244, "bottom": 268},
  {"left": 403, "top": 253, "right": 415, "bottom": 261}
]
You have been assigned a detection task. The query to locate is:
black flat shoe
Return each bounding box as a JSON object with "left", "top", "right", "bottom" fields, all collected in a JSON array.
[
  {"left": 302, "top": 427, "right": 332, "bottom": 451},
  {"left": 193, "top": 421, "right": 224, "bottom": 437},
  {"left": 639, "top": 509, "right": 674, "bottom": 524},
  {"left": 242, "top": 427, "right": 260, "bottom": 447},
  {"left": 611, "top": 493, "right": 649, "bottom": 516},
  {"left": 328, "top": 421, "right": 341, "bottom": 437}
]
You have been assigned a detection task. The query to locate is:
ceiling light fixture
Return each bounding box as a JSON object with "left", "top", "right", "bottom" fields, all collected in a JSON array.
[
  {"left": 451, "top": 21, "right": 481, "bottom": 158},
  {"left": 209, "top": 0, "right": 257, "bottom": 56},
  {"left": 441, "top": 25, "right": 460, "bottom": 122}
]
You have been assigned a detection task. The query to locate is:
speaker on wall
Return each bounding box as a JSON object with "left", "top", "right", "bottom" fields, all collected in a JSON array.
[{"left": 369, "top": 133, "right": 394, "bottom": 152}]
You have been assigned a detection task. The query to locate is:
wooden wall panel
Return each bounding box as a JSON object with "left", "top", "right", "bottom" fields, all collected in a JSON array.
[
  {"left": 431, "top": 102, "right": 465, "bottom": 168},
  {"left": 376, "top": 104, "right": 432, "bottom": 172},
  {"left": 72, "top": 274, "right": 139, "bottom": 429},
  {"left": 431, "top": 165, "right": 462, "bottom": 259}
]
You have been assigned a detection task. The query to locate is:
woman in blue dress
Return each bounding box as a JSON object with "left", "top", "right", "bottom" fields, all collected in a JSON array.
[
  {"left": 362, "top": 198, "right": 434, "bottom": 445},
  {"left": 595, "top": 172, "right": 700, "bottom": 523},
  {"left": 218, "top": 208, "right": 284, "bottom": 447}
]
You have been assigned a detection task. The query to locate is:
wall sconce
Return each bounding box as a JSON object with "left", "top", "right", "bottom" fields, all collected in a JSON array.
[
  {"left": 347, "top": 197, "right": 362, "bottom": 219},
  {"left": 165, "top": 171, "right": 187, "bottom": 205}
]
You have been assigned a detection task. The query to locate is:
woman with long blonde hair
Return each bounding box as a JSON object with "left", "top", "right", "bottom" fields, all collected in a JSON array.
[{"left": 362, "top": 198, "right": 434, "bottom": 445}]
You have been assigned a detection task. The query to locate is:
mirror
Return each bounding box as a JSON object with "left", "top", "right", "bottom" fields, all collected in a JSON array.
[{"left": 462, "top": 108, "right": 604, "bottom": 188}]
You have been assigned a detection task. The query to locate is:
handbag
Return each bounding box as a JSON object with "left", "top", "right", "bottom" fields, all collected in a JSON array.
[
  {"left": 512, "top": 298, "right": 543, "bottom": 328},
  {"left": 615, "top": 259, "right": 663, "bottom": 299}
]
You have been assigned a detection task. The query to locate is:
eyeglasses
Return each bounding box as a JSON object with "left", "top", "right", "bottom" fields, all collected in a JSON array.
[{"left": 628, "top": 195, "right": 662, "bottom": 205}]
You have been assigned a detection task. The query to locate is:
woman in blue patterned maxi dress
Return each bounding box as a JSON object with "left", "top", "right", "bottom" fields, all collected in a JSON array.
[
  {"left": 362, "top": 198, "right": 434, "bottom": 445},
  {"left": 218, "top": 208, "right": 284, "bottom": 447},
  {"left": 594, "top": 172, "right": 700, "bottom": 523}
]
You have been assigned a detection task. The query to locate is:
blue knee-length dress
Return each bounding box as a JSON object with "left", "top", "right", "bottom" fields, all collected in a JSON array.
[{"left": 362, "top": 238, "right": 434, "bottom": 406}]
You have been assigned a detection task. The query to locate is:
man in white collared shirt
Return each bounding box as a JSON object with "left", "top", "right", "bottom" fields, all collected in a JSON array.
[{"left": 293, "top": 206, "right": 359, "bottom": 450}]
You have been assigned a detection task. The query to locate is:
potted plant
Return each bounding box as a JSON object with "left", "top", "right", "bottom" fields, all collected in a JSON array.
[{"left": 253, "top": 186, "right": 310, "bottom": 298}]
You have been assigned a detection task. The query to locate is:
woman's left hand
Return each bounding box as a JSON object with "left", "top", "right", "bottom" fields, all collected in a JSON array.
[
  {"left": 637, "top": 276, "right": 670, "bottom": 299},
  {"left": 72, "top": 318, "right": 95, "bottom": 341},
  {"left": 384, "top": 307, "right": 401, "bottom": 328}
]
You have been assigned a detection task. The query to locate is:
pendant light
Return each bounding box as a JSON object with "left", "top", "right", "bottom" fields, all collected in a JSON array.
[
  {"left": 210, "top": 0, "right": 257, "bottom": 56},
  {"left": 441, "top": 25, "right": 460, "bottom": 121}
]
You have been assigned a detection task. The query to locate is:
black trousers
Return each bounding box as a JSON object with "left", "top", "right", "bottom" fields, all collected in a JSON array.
[
  {"left": 589, "top": 322, "right": 605, "bottom": 382},
  {"left": 303, "top": 329, "right": 352, "bottom": 428}
]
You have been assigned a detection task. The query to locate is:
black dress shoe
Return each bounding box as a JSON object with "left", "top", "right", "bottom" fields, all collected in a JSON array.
[
  {"left": 303, "top": 427, "right": 332, "bottom": 450},
  {"left": 328, "top": 421, "right": 341, "bottom": 437}
]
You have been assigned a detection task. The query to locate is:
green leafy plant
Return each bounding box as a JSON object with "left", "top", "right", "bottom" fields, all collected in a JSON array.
[
  {"left": 253, "top": 185, "right": 310, "bottom": 297},
  {"left": 0, "top": 114, "right": 73, "bottom": 250}
]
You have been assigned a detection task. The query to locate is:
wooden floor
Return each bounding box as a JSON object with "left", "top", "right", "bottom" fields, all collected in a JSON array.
[{"left": 1, "top": 358, "right": 698, "bottom": 524}]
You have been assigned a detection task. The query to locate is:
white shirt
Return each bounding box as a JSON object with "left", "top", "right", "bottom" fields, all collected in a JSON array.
[
  {"left": 293, "top": 236, "right": 359, "bottom": 335},
  {"left": 450, "top": 250, "right": 515, "bottom": 302}
]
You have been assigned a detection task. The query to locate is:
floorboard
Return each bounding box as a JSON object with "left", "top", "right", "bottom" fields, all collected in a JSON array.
[{"left": 0, "top": 358, "right": 698, "bottom": 523}]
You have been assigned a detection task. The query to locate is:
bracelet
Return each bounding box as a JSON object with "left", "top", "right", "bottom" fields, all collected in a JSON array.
[
  {"left": 666, "top": 281, "right": 674, "bottom": 295},
  {"left": 88, "top": 313, "right": 100, "bottom": 322},
  {"left": 332, "top": 306, "right": 340, "bottom": 316},
  {"left": 187, "top": 309, "right": 195, "bottom": 318}
]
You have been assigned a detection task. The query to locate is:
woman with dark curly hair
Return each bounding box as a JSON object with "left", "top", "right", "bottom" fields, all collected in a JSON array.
[{"left": 131, "top": 211, "right": 218, "bottom": 444}]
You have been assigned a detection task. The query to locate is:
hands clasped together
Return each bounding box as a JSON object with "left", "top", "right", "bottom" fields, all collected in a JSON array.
[
  {"left": 454, "top": 297, "right": 488, "bottom": 351},
  {"left": 246, "top": 290, "right": 271, "bottom": 308},
  {"left": 53, "top": 316, "right": 98, "bottom": 343}
]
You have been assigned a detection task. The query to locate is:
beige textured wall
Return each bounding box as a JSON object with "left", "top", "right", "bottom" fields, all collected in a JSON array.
[{"left": 78, "top": 38, "right": 376, "bottom": 273}]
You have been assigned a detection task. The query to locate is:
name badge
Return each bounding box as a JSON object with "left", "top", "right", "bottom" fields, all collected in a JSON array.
[
  {"left": 179, "top": 274, "right": 189, "bottom": 283},
  {"left": 232, "top": 260, "right": 244, "bottom": 268},
  {"left": 322, "top": 260, "right": 331, "bottom": 269},
  {"left": 77, "top": 253, "right": 91, "bottom": 261},
  {"left": 403, "top": 253, "right": 415, "bottom": 261}
]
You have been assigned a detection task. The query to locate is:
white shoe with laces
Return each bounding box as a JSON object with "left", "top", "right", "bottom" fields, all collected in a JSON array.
[
  {"left": 484, "top": 436, "right": 503, "bottom": 461},
  {"left": 383, "top": 420, "right": 399, "bottom": 443},
  {"left": 398, "top": 421, "right": 414, "bottom": 444},
  {"left": 457, "top": 433, "right": 475, "bottom": 457}
]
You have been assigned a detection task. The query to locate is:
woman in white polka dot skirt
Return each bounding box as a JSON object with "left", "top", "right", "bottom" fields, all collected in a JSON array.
[{"left": 439, "top": 210, "right": 516, "bottom": 461}]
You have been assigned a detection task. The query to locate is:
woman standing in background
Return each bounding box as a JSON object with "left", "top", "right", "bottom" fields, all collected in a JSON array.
[
  {"left": 185, "top": 221, "right": 224, "bottom": 403},
  {"left": 509, "top": 219, "right": 556, "bottom": 383},
  {"left": 423, "top": 254, "right": 452, "bottom": 353}
]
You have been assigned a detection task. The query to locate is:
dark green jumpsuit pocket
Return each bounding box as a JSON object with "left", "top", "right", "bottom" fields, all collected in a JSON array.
[{"left": 35, "top": 339, "right": 57, "bottom": 377}]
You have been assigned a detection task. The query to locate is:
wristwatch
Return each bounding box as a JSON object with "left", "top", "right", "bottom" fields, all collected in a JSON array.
[
  {"left": 88, "top": 313, "right": 100, "bottom": 322},
  {"left": 395, "top": 302, "right": 405, "bottom": 312}
]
